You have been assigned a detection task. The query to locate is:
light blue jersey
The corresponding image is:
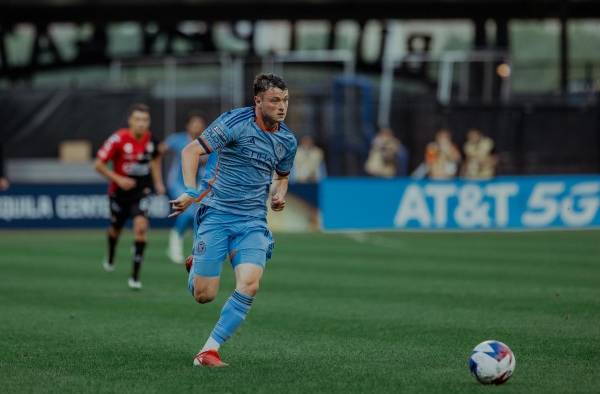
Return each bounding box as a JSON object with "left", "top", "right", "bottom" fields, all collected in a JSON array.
[
  {"left": 197, "top": 106, "right": 297, "bottom": 218},
  {"left": 164, "top": 132, "right": 205, "bottom": 197}
]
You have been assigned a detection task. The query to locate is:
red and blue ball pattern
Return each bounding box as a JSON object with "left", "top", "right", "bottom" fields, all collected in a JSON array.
[{"left": 468, "top": 340, "right": 516, "bottom": 385}]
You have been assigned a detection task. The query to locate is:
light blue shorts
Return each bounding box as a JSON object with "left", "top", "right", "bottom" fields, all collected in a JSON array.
[{"left": 188, "top": 205, "right": 274, "bottom": 283}]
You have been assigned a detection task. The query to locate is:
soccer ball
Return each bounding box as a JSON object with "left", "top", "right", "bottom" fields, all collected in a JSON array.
[{"left": 468, "top": 340, "right": 516, "bottom": 385}]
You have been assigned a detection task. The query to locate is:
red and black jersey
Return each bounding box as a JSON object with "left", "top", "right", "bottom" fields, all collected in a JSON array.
[{"left": 97, "top": 128, "right": 159, "bottom": 200}]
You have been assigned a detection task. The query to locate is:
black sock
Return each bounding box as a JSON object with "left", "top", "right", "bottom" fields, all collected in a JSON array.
[
  {"left": 132, "top": 241, "right": 146, "bottom": 281},
  {"left": 108, "top": 234, "right": 118, "bottom": 264}
]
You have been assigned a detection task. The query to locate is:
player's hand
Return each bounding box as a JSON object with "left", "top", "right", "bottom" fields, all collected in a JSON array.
[
  {"left": 117, "top": 176, "right": 136, "bottom": 191},
  {"left": 169, "top": 193, "right": 194, "bottom": 217},
  {"left": 270, "top": 194, "right": 286, "bottom": 211},
  {"left": 154, "top": 182, "right": 166, "bottom": 195}
]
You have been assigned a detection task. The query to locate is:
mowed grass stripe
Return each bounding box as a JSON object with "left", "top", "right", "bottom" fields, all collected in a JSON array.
[{"left": 1, "top": 229, "right": 599, "bottom": 394}]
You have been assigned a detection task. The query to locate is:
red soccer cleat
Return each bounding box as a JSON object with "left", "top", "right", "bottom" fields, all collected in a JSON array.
[
  {"left": 185, "top": 255, "right": 193, "bottom": 273},
  {"left": 193, "top": 349, "right": 228, "bottom": 367}
]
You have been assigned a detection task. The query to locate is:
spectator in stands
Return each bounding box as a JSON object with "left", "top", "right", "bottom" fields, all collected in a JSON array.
[
  {"left": 0, "top": 143, "right": 9, "bottom": 190},
  {"left": 425, "top": 128, "right": 461, "bottom": 179},
  {"left": 461, "top": 128, "right": 497, "bottom": 179},
  {"left": 291, "top": 135, "right": 325, "bottom": 183},
  {"left": 365, "top": 127, "right": 408, "bottom": 178}
]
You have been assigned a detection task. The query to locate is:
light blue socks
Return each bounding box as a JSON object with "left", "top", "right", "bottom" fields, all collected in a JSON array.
[{"left": 210, "top": 290, "right": 254, "bottom": 345}]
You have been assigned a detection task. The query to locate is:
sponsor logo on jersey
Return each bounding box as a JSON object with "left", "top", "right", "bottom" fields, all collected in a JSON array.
[
  {"left": 123, "top": 162, "right": 150, "bottom": 176},
  {"left": 240, "top": 147, "right": 276, "bottom": 168}
]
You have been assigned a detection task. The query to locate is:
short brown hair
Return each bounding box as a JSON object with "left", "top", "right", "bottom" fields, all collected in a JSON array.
[
  {"left": 127, "top": 103, "right": 150, "bottom": 117},
  {"left": 253, "top": 73, "right": 287, "bottom": 96}
]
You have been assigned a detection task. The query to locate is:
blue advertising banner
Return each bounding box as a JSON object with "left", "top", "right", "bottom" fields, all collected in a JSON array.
[
  {"left": 0, "top": 183, "right": 319, "bottom": 229},
  {"left": 0, "top": 184, "right": 172, "bottom": 229},
  {"left": 320, "top": 176, "right": 600, "bottom": 230}
]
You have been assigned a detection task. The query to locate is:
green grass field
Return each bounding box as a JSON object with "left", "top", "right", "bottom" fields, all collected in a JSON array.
[{"left": 1, "top": 229, "right": 599, "bottom": 393}]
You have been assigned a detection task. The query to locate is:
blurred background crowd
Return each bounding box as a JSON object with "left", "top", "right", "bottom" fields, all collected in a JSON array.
[{"left": 1, "top": 0, "right": 599, "bottom": 233}]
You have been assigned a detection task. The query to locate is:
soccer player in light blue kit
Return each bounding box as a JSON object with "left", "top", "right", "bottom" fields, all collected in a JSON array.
[
  {"left": 170, "top": 73, "right": 297, "bottom": 367},
  {"left": 159, "top": 112, "right": 208, "bottom": 263}
]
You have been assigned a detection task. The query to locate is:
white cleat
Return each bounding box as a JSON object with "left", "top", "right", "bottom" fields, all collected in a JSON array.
[
  {"left": 167, "top": 230, "right": 184, "bottom": 264},
  {"left": 128, "top": 278, "right": 142, "bottom": 290},
  {"left": 102, "top": 260, "right": 115, "bottom": 272}
]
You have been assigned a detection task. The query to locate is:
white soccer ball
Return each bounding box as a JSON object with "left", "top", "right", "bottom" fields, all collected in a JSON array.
[{"left": 468, "top": 340, "right": 516, "bottom": 385}]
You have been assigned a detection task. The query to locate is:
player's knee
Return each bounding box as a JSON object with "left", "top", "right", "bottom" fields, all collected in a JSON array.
[
  {"left": 194, "top": 289, "right": 215, "bottom": 304},
  {"left": 194, "top": 295, "right": 213, "bottom": 304},
  {"left": 133, "top": 221, "right": 148, "bottom": 238},
  {"left": 237, "top": 280, "right": 259, "bottom": 297}
]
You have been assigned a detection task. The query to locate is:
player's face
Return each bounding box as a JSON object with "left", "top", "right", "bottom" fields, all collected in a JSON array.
[
  {"left": 256, "top": 88, "right": 289, "bottom": 124},
  {"left": 128, "top": 110, "right": 150, "bottom": 137},
  {"left": 187, "top": 117, "right": 206, "bottom": 138}
]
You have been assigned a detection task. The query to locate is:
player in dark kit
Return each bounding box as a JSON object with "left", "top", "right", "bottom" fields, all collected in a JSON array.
[{"left": 94, "top": 103, "right": 165, "bottom": 290}]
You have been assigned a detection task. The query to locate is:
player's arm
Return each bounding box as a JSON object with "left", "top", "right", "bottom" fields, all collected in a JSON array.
[
  {"left": 270, "top": 174, "right": 289, "bottom": 212},
  {"left": 94, "top": 158, "right": 136, "bottom": 191},
  {"left": 169, "top": 139, "right": 208, "bottom": 217},
  {"left": 182, "top": 139, "right": 208, "bottom": 189},
  {"left": 150, "top": 155, "right": 165, "bottom": 195},
  {"left": 271, "top": 137, "right": 297, "bottom": 212},
  {"left": 157, "top": 142, "right": 169, "bottom": 155}
]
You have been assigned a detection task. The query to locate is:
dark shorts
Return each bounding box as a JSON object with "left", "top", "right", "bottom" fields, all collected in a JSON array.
[{"left": 109, "top": 195, "right": 150, "bottom": 229}]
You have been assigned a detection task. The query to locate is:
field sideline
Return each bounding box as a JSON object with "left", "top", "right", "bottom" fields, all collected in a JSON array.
[{"left": 1, "top": 229, "right": 599, "bottom": 393}]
